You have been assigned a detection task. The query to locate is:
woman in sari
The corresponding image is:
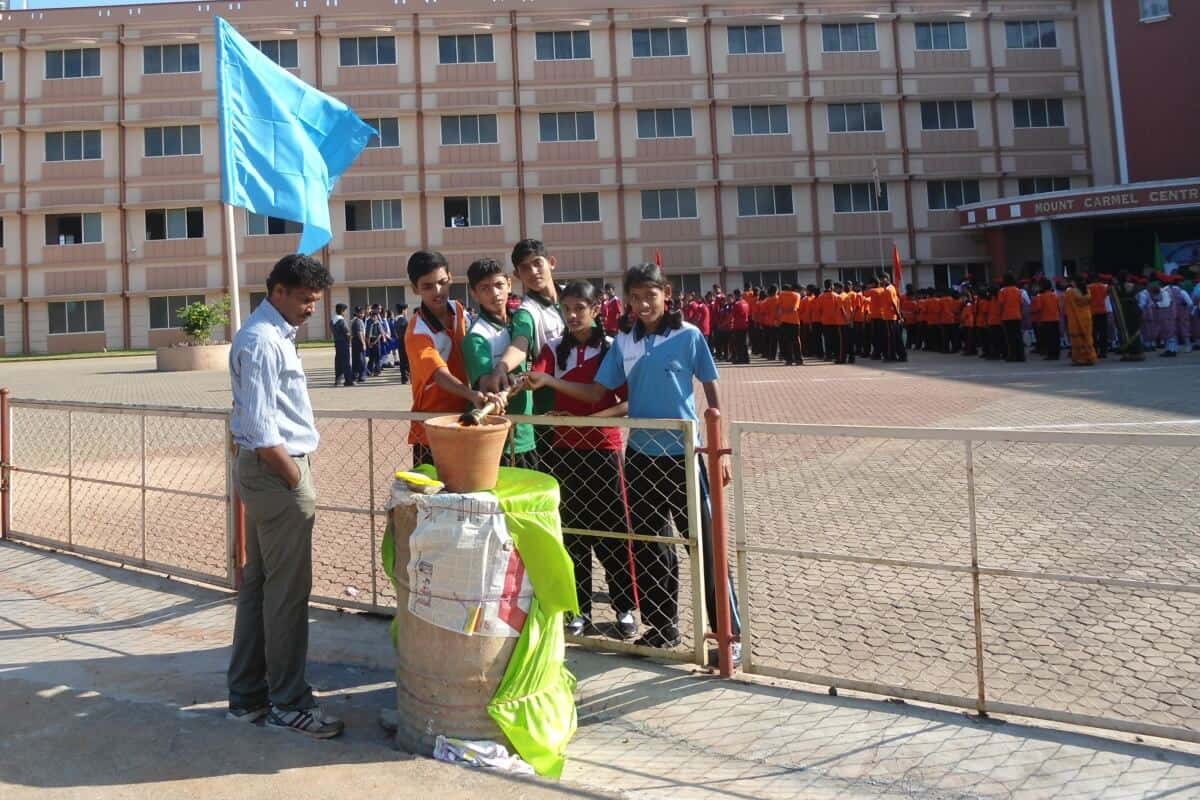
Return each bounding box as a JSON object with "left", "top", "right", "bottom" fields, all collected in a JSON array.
[{"left": 1064, "top": 276, "right": 1097, "bottom": 366}]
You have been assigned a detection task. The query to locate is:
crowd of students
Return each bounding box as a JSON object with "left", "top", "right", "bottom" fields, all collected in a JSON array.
[
  {"left": 330, "top": 303, "right": 410, "bottom": 386},
  {"left": 667, "top": 268, "right": 1200, "bottom": 369},
  {"left": 401, "top": 242, "right": 741, "bottom": 664}
]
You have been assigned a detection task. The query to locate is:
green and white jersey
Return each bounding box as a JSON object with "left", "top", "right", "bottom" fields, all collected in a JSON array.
[
  {"left": 512, "top": 292, "right": 565, "bottom": 414},
  {"left": 462, "top": 310, "right": 535, "bottom": 454}
]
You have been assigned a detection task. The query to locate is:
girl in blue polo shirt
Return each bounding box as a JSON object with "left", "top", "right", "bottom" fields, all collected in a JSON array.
[{"left": 528, "top": 263, "right": 742, "bottom": 660}]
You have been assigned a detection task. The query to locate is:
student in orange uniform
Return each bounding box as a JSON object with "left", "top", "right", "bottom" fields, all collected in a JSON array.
[
  {"left": 1034, "top": 278, "right": 1062, "bottom": 360},
  {"left": 1087, "top": 274, "right": 1110, "bottom": 359},
  {"left": 900, "top": 284, "right": 918, "bottom": 352},
  {"left": 797, "top": 288, "right": 813, "bottom": 360},
  {"left": 997, "top": 273, "right": 1026, "bottom": 362},
  {"left": 776, "top": 283, "right": 803, "bottom": 366},
  {"left": 404, "top": 250, "right": 506, "bottom": 466},
  {"left": 759, "top": 285, "right": 780, "bottom": 361},
  {"left": 960, "top": 288, "right": 978, "bottom": 356},
  {"left": 820, "top": 282, "right": 850, "bottom": 364},
  {"left": 849, "top": 282, "right": 868, "bottom": 357},
  {"left": 806, "top": 285, "right": 825, "bottom": 359}
]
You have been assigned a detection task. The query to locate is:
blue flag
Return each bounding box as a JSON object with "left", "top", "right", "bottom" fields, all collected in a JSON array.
[{"left": 216, "top": 16, "right": 375, "bottom": 255}]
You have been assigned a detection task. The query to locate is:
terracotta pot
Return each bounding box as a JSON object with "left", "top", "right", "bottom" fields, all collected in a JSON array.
[{"left": 423, "top": 414, "right": 511, "bottom": 493}]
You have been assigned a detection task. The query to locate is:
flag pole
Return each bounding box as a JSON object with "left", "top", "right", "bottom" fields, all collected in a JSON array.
[
  {"left": 223, "top": 202, "right": 242, "bottom": 336},
  {"left": 873, "top": 158, "right": 886, "bottom": 280}
]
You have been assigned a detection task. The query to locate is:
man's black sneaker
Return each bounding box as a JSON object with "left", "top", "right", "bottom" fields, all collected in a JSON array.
[
  {"left": 565, "top": 615, "right": 590, "bottom": 636},
  {"left": 265, "top": 706, "right": 344, "bottom": 739},
  {"left": 615, "top": 611, "right": 638, "bottom": 640}
]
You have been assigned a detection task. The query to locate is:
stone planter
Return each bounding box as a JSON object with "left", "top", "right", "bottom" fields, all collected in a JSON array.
[{"left": 155, "top": 342, "right": 232, "bottom": 372}]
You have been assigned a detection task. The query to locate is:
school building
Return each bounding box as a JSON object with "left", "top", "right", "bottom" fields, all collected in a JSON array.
[{"left": 0, "top": 0, "right": 1176, "bottom": 353}]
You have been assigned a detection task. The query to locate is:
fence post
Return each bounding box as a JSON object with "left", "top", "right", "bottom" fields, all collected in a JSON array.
[
  {"left": 964, "top": 439, "right": 988, "bottom": 716},
  {"left": 703, "top": 409, "right": 735, "bottom": 677},
  {"left": 683, "top": 420, "right": 708, "bottom": 666},
  {"left": 226, "top": 419, "right": 246, "bottom": 590},
  {"left": 0, "top": 388, "right": 10, "bottom": 540}
]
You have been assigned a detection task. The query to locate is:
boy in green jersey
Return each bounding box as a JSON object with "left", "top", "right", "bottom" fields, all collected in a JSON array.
[{"left": 461, "top": 257, "right": 538, "bottom": 469}]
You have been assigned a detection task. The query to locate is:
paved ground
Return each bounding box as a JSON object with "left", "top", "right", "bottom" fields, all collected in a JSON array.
[
  {"left": 4, "top": 542, "right": 1200, "bottom": 800},
  {"left": 3, "top": 347, "right": 1199, "bottom": 756}
]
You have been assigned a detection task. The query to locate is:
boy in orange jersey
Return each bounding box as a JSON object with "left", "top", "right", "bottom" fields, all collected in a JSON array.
[
  {"left": 759, "top": 285, "right": 780, "bottom": 361},
  {"left": 776, "top": 283, "right": 803, "bottom": 366},
  {"left": 1086, "top": 273, "right": 1111, "bottom": 359}
]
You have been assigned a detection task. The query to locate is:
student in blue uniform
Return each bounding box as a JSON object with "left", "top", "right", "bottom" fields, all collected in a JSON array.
[{"left": 528, "top": 262, "right": 742, "bottom": 664}]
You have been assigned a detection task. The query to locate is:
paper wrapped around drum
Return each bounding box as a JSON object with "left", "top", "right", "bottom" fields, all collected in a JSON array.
[{"left": 388, "top": 500, "right": 525, "bottom": 755}]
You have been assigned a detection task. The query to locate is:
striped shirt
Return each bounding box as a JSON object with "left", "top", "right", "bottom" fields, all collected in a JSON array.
[{"left": 229, "top": 299, "right": 319, "bottom": 455}]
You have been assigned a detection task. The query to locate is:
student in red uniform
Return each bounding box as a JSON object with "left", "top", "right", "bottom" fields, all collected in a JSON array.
[
  {"left": 601, "top": 284, "right": 623, "bottom": 335},
  {"left": 1087, "top": 274, "right": 1110, "bottom": 359},
  {"left": 729, "top": 289, "right": 751, "bottom": 364},
  {"left": 531, "top": 280, "right": 637, "bottom": 640}
]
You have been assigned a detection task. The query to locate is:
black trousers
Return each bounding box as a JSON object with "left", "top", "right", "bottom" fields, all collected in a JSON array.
[
  {"left": 779, "top": 323, "right": 801, "bottom": 364},
  {"left": 625, "top": 451, "right": 741, "bottom": 637},
  {"left": 1093, "top": 313, "right": 1109, "bottom": 357},
  {"left": 352, "top": 344, "right": 366, "bottom": 381},
  {"left": 543, "top": 448, "right": 636, "bottom": 617},
  {"left": 825, "top": 325, "right": 853, "bottom": 363},
  {"left": 1003, "top": 319, "right": 1026, "bottom": 361},
  {"left": 809, "top": 322, "right": 825, "bottom": 359},
  {"left": 762, "top": 326, "right": 778, "bottom": 361},
  {"left": 334, "top": 343, "right": 352, "bottom": 385},
  {"left": 730, "top": 329, "right": 749, "bottom": 364},
  {"left": 1038, "top": 321, "right": 1061, "bottom": 359}
]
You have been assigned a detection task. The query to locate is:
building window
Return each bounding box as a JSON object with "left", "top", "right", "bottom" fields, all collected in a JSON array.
[
  {"left": 921, "top": 100, "right": 975, "bottom": 130},
  {"left": 539, "top": 111, "right": 596, "bottom": 143},
  {"left": 636, "top": 108, "right": 693, "bottom": 139},
  {"left": 146, "top": 207, "right": 204, "bottom": 240},
  {"left": 247, "top": 213, "right": 302, "bottom": 235},
  {"left": 742, "top": 270, "right": 799, "bottom": 289},
  {"left": 0, "top": 218, "right": 4, "bottom": 248},
  {"left": 249, "top": 291, "right": 267, "bottom": 313},
  {"left": 149, "top": 294, "right": 206, "bottom": 330},
  {"left": 349, "top": 285, "right": 406, "bottom": 311},
  {"left": 144, "top": 125, "right": 202, "bottom": 157},
  {"left": 45, "top": 212, "right": 102, "bottom": 245},
  {"left": 1018, "top": 177, "right": 1071, "bottom": 195},
  {"left": 915, "top": 22, "right": 968, "bottom": 51},
  {"left": 1140, "top": 0, "right": 1170, "bottom": 22},
  {"left": 440, "top": 114, "right": 498, "bottom": 146},
  {"left": 837, "top": 267, "right": 879, "bottom": 287},
  {"left": 363, "top": 118, "right": 400, "bottom": 149},
  {"left": 1005, "top": 21, "right": 1057, "bottom": 49},
  {"left": 535, "top": 30, "right": 591, "bottom": 60},
  {"left": 0, "top": 52, "right": 4, "bottom": 82},
  {"left": 929, "top": 263, "right": 979, "bottom": 290},
  {"left": 732, "top": 104, "right": 788, "bottom": 135},
  {"left": 345, "top": 199, "right": 403, "bottom": 232},
  {"left": 250, "top": 39, "right": 299, "bottom": 68},
  {"left": 821, "top": 23, "right": 877, "bottom": 52},
  {"left": 641, "top": 188, "right": 698, "bottom": 220},
  {"left": 727, "top": 25, "right": 783, "bottom": 55},
  {"left": 444, "top": 195, "right": 501, "bottom": 228},
  {"left": 143, "top": 43, "right": 200, "bottom": 75},
  {"left": 438, "top": 34, "right": 494, "bottom": 65},
  {"left": 833, "top": 183, "right": 888, "bottom": 213},
  {"left": 338, "top": 36, "right": 396, "bottom": 67},
  {"left": 543, "top": 192, "right": 600, "bottom": 224},
  {"left": 1013, "top": 98, "right": 1065, "bottom": 128},
  {"left": 45, "top": 48, "right": 101, "bottom": 79},
  {"left": 0, "top": 306, "right": 4, "bottom": 333},
  {"left": 926, "top": 180, "right": 981, "bottom": 210},
  {"left": 49, "top": 300, "right": 104, "bottom": 335},
  {"left": 632, "top": 27, "right": 688, "bottom": 58},
  {"left": 45, "top": 130, "right": 102, "bottom": 162},
  {"left": 737, "top": 185, "right": 793, "bottom": 216},
  {"left": 828, "top": 102, "right": 883, "bottom": 133},
  {"left": 669, "top": 274, "right": 704, "bottom": 296}
]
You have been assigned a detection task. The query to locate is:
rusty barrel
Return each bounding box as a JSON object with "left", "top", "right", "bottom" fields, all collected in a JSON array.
[{"left": 389, "top": 502, "right": 517, "bottom": 754}]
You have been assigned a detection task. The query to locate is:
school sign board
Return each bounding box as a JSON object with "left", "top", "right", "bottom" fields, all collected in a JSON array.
[{"left": 959, "top": 178, "right": 1200, "bottom": 229}]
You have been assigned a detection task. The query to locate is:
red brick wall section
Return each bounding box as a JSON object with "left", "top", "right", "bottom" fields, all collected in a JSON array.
[{"left": 1113, "top": 3, "right": 1200, "bottom": 181}]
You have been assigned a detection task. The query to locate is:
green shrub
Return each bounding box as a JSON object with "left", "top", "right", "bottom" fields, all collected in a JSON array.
[{"left": 177, "top": 296, "right": 231, "bottom": 345}]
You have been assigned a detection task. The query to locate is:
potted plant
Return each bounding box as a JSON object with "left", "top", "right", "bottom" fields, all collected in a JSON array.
[{"left": 155, "top": 296, "right": 234, "bottom": 372}]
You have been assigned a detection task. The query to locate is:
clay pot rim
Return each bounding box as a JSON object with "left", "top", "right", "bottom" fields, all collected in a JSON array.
[{"left": 424, "top": 414, "right": 512, "bottom": 430}]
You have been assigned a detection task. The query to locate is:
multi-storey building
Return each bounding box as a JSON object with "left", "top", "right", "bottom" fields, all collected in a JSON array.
[{"left": 0, "top": 0, "right": 1127, "bottom": 353}]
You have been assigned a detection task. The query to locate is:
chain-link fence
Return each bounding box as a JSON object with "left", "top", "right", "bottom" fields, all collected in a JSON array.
[
  {"left": 730, "top": 422, "right": 1200, "bottom": 745},
  {"left": 0, "top": 395, "right": 715, "bottom": 665}
]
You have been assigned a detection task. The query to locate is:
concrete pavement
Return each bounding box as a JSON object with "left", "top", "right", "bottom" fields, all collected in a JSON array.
[{"left": 3, "top": 540, "right": 1199, "bottom": 799}]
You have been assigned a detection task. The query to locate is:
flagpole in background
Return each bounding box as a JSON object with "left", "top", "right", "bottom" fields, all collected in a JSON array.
[
  {"left": 223, "top": 204, "right": 242, "bottom": 334},
  {"left": 872, "top": 158, "right": 886, "bottom": 280}
]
